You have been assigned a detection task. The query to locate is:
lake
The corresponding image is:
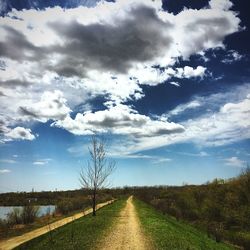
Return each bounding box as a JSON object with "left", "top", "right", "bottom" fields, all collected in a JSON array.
[{"left": 0, "top": 205, "right": 56, "bottom": 220}]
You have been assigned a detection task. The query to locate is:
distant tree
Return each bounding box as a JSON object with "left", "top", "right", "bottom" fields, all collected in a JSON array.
[{"left": 79, "top": 135, "right": 116, "bottom": 216}]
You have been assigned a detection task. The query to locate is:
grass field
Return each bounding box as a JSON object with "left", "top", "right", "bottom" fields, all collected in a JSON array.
[
  {"left": 134, "top": 199, "right": 234, "bottom": 250},
  {"left": 15, "top": 198, "right": 236, "bottom": 250},
  {"left": 15, "top": 199, "right": 126, "bottom": 250}
]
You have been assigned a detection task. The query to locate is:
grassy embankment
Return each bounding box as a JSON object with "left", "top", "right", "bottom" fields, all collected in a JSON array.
[
  {"left": 15, "top": 199, "right": 126, "bottom": 250},
  {"left": 134, "top": 199, "right": 234, "bottom": 250}
]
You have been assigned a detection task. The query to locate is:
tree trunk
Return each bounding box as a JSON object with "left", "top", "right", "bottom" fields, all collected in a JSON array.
[{"left": 92, "top": 189, "right": 96, "bottom": 216}]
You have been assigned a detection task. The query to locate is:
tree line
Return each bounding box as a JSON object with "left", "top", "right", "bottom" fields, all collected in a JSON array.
[{"left": 130, "top": 167, "right": 250, "bottom": 249}]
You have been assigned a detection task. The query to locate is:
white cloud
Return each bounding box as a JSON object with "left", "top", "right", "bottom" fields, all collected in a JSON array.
[
  {"left": 123, "top": 88, "right": 250, "bottom": 153},
  {"left": 20, "top": 90, "right": 71, "bottom": 122},
  {"left": 53, "top": 104, "right": 185, "bottom": 137},
  {"left": 0, "top": 169, "right": 11, "bottom": 174},
  {"left": 209, "top": 0, "right": 233, "bottom": 11},
  {"left": 0, "top": 0, "right": 242, "bottom": 143},
  {"left": 180, "top": 94, "right": 250, "bottom": 147},
  {"left": 169, "top": 82, "right": 180, "bottom": 87},
  {"left": 176, "top": 66, "right": 206, "bottom": 79},
  {"left": 166, "top": 100, "right": 201, "bottom": 117},
  {"left": 4, "top": 127, "right": 36, "bottom": 141},
  {"left": 224, "top": 157, "right": 245, "bottom": 167},
  {"left": 152, "top": 157, "right": 172, "bottom": 164},
  {"left": 0, "top": 159, "right": 17, "bottom": 164},
  {"left": 222, "top": 50, "right": 244, "bottom": 64},
  {"left": 64, "top": 85, "right": 250, "bottom": 155},
  {"left": 33, "top": 159, "right": 51, "bottom": 165},
  {"left": 178, "top": 151, "right": 209, "bottom": 157}
]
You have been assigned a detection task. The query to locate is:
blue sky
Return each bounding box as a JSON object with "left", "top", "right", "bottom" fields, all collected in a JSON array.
[{"left": 0, "top": 0, "right": 250, "bottom": 192}]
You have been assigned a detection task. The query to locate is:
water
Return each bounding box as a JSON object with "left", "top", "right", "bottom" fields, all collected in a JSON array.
[{"left": 0, "top": 205, "right": 56, "bottom": 220}]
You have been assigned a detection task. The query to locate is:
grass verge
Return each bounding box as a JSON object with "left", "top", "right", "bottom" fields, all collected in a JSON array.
[
  {"left": 134, "top": 199, "right": 234, "bottom": 250},
  {"left": 15, "top": 199, "right": 126, "bottom": 250}
]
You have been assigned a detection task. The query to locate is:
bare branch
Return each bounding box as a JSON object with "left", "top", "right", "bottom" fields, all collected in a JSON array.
[{"left": 79, "top": 135, "right": 116, "bottom": 216}]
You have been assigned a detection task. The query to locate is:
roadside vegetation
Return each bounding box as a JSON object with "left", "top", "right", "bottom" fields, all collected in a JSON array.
[
  {"left": 0, "top": 204, "right": 40, "bottom": 239},
  {"left": 0, "top": 189, "right": 113, "bottom": 207},
  {"left": 132, "top": 167, "right": 250, "bottom": 249},
  {"left": 134, "top": 198, "right": 233, "bottom": 250},
  {"left": 15, "top": 199, "right": 126, "bottom": 250},
  {"left": 0, "top": 192, "right": 114, "bottom": 239},
  {"left": 1, "top": 166, "right": 249, "bottom": 249}
]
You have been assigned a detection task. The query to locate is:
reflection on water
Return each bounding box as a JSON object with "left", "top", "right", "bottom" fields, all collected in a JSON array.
[{"left": 0, "top": 205, "right": 56, "bottom": 220}]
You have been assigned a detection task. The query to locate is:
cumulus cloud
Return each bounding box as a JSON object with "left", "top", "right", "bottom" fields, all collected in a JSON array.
[
  {"left": 209, "top": 0, "right": 233, "bottom": 11},
  {"left": 0, "top": 0, "right": 243, "bottom": 142},
  {"left": 0, "top": 0, "right": 241, "bottom": 87},
  {"left": 63, "top": 85, "right": 250, "bottom": 154},
  {"left": 53, "top": 104, "right": 185, "bottom": 137},
  {"left": 20, "top": 90, "right": 71, "bottom": 122},
  {"left": 176, "top": 66, "right": 206, "bottom": 79},
  {"left": 48, "top": 5, "right": 173, "bottom": 76},
  {"left": 224, "top": 157, "right": 245, "bottom": 167},
  {"left": 4, "top": 127, "right": 36, "bottom": 141}
]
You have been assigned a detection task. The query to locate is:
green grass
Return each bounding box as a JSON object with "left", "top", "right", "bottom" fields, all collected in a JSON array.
[
  {"left": 15, "top": 199, "right": 126, "bottom": 250},
  {"left": 134, "top": 199, "right": 234, "bottom": 250}
]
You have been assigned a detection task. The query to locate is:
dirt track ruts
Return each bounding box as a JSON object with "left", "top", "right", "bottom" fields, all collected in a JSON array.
[{"left": 99, "top": 196, "right": 151, "bottom": 250}]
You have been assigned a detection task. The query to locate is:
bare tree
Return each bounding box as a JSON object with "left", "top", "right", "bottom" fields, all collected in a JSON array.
[{"left": 79, "top": 135, "right": 115, "bottom": 216}]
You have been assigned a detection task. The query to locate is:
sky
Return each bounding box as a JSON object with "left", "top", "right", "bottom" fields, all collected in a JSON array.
[{"left": 0, "top": 0, "right": 250, "bottom": 193}]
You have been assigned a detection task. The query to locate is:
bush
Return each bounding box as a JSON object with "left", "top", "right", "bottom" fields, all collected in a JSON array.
[
  {"left": 56, "top": 200, "right": 73, "bottom": 215},
  {"left": 7, "top": 207, "right": 22, "bottom": 225},
  {"left": 0, "top": 218, "right": 11, "bottom": 238},
  {"left": 21, "top": 205, "right": 39, "bottom": 224},
  {"left": 206, "top": 222, "right": 224, "bottom": 242},
  {"left": 229, "top": 231, "right": 250, "bottom": 249},
  {"left": 56, "top": 196, "right": 95, "bottom": 215}
]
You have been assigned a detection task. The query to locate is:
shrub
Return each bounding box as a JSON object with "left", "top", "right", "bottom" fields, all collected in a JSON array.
[
  {"left": 56, "top": 200, "right": 73, "bottom": 215},
  {"left": 7, "top": 207, "right": 22, "bottom": 225},
  {"left": 229, "top": 231, "right": 250, "bottom": 249},
  {"left": 21, "top": 205, "right": 39, "bottom": 224},
  {"left": 206, "top": 222, "right": 223, "bottom": 242}
]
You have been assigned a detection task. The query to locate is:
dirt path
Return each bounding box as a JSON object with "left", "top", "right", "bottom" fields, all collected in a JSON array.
[
  {"left": 0, "top": 200, "right": 114, "bottom": 250},
  {"left": 99, "top": 196, "right": 151, "bottom": 250}
]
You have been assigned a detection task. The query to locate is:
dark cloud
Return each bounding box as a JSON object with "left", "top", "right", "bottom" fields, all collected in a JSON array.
[
  {"left": 1, "top": 6, "right": 173, "bottom": 77},
  {"left": 0, "top": 79, "right": 33, "bottom": 88},
  {"left": 141, "top": 126, "right": 185, "bottom": 137},
  {"left": 0, "top": 120, "right": 7, "bottom": 134},
  {"left": 19, "top": 107, "right": 39, "bottom": 118},
  {"left": 88, "top": 114, "right": 147, "bottom": 128},
  {"left": 48, "top": 6, "right": 173, "bottom": 76},
  {"left": 0, "top": 26, "right": 45, "bottom": 61}
]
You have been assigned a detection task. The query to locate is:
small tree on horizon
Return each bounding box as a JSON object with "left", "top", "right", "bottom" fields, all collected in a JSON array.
[{"left": 79, "top": 135, "right": 115, "bottom": 216}]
